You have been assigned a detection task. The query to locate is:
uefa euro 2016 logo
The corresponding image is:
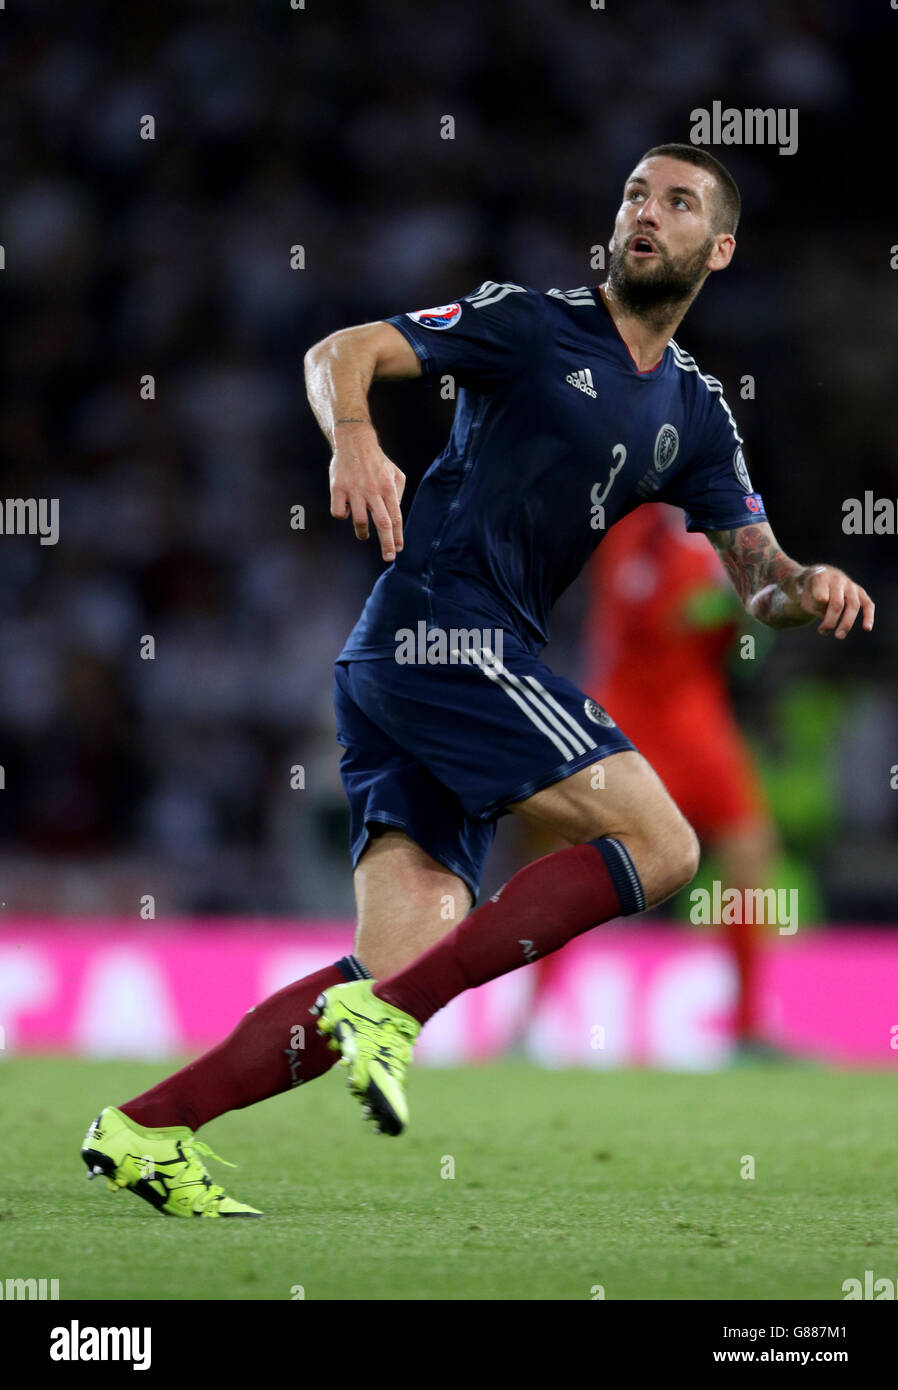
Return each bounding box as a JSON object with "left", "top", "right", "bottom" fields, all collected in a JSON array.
[{"left": 406, "top": 304, "right": 462, "bottom": 331}]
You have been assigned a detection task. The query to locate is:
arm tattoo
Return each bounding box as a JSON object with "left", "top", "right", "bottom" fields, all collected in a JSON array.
[{"left": 706, "top": 524, "right": 812, "bottom": 628}]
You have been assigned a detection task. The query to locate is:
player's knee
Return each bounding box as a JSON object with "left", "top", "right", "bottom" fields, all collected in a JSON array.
[
  {"left": 631, "top": 814, "right": 699, "bottom": 907},
  {"left": 658, "top": 817, "right": 700, "bottom": 900},
  {"left": 677, "top": 819, "right": 701, "bottom": 888}
]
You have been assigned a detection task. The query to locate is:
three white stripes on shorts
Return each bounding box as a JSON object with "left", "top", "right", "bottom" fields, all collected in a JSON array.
[{"left": 466, "top": 643, "right": 598, "bottom": 762}]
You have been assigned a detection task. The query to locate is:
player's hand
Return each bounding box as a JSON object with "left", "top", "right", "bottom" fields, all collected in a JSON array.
[
  {"left": 798, "top": 564, "right": 874, "bottom": 638},
  {"left": 329, "top": 422, "right": 406, "bottom": 562}
]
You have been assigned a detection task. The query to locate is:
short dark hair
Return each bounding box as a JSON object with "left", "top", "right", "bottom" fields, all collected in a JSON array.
[{"left": 637, "top": 143, "right": 741, "bottom": 235}]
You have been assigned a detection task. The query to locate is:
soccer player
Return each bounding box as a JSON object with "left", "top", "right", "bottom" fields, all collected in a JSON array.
[{"left": 81, "top": 145, "right": 873, "bottom": 1213}]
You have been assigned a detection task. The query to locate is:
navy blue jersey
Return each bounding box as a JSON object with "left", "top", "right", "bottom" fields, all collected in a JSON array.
[{"left": 339, "top": 281, "right": 766, "bottom": 660}]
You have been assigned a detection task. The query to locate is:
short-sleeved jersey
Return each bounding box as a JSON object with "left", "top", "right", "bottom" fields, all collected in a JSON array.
[{"left": 339, "top": 280, "right": 766, "bottom": 660}]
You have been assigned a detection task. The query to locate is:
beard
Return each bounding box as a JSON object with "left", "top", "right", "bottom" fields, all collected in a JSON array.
[{"left": 607, "top": 233, "right": 715, "bottom": 321}]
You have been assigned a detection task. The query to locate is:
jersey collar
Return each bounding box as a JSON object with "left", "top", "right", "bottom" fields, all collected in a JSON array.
[{"left": 591, "top": 287, "right": 668, "bottom": 376}]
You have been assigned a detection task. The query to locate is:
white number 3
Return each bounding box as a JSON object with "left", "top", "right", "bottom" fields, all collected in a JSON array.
[{"left": 590, "top": 443, "right": 627, "bottom": 508}]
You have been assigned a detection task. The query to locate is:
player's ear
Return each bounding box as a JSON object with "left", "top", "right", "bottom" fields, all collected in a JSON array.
[
  {"left": 708, "top": 234, "right": 735, "bottom": 272},
  {"left": 609, "top": 231, "right": 616, "bottom": 253}
]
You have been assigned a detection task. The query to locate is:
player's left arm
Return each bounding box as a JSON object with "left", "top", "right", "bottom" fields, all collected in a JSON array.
[{"left": 705, "top": 521, "right": 875, "bottom": 637}]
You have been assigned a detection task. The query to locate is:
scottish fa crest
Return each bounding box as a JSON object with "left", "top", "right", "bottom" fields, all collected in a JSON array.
[{"left": 653, "top": 423, "right": 679, "bottom": 473}]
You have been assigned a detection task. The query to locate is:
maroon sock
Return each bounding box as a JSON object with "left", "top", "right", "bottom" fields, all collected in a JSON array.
[
  {"left": 728, "top": 917, "right": 760, "bottom": 1041},
  {"left": 374, "top": 838, "right": 645, "bottom": 1025},
  {"left": 119, "top": 957, "right": 368, "bottom": 1132}
]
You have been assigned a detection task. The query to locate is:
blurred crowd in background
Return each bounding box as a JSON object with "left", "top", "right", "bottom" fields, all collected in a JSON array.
[{"left": 1, "top": 0, "right": 895, "bottom": 921}]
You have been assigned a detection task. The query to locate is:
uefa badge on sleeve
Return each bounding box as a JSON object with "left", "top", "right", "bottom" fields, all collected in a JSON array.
[
  {"left": 407, "top": 304, "right": 462, "bottom": 331},
  {"left": 733, "top": 445, "right": 753, "bottom": 492}
]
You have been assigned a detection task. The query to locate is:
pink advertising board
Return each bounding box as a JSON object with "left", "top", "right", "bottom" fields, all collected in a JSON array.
[{"left": 0, "top": 922, "right": 896, "bottom": 1068}]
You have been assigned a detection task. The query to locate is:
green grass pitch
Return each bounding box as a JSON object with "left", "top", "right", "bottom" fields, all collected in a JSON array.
[{"left": 2, "top": 1057, "right": 896, "bottom": 1300}]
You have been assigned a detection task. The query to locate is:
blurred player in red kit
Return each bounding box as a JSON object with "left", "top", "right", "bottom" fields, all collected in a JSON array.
[
  {"left": 588, "top": 501, "right": 783, "bottom": 1054},
  {"left": 524, "top": 501, "right": 781, "bottom": 1058}
]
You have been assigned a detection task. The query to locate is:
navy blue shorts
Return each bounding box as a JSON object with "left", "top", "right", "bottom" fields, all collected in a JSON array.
[{"left": 333, "top": 643, "right": 634, "bottom": 902}]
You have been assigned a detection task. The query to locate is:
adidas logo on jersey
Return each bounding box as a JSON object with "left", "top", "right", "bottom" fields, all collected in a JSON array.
[{"left": 566, "top": 367, "right": 597, "bottom": 397}]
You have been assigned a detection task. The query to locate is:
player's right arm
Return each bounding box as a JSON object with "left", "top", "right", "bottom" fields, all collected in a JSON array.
[
  {"left": 304, "top": 322, "right": 421, "bottom": 562},
  {"left": 706, "top": 521, "right": 875, "bottom": 637}
]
